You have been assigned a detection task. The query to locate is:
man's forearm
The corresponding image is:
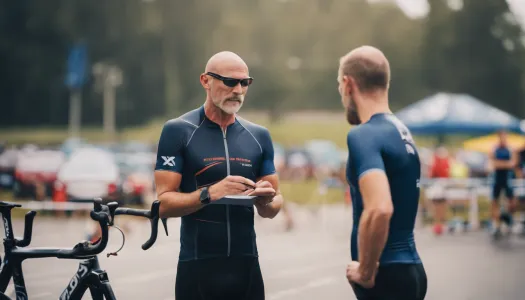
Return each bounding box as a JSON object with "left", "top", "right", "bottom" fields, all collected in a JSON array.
[
  {"left": 357, "top": 208, "right": 392, "bottom": 279},
  {"left": 256, "top": 194, "right": 283, "bottom": 219},
  {"left": 159, "top": 190, "right": 204, "bottom": 218}
]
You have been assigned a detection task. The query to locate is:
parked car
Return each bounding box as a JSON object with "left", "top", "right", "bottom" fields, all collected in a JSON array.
[
  {"left": 54, "top": 148, "right": 121, "bottom": 203},
  {"left": 115, "top": 152, "right": 155, "bottom": 205},
  {"left": 60, "top": 138, "right": 90, "bottom": 158},
  {"left": 117, "top": 141, "right": 154, "bottom": 154},
  {"left": 0, "top": 147, "right": 18, "bottom": 190},
  {"left": 13, "top": 150, "right": 65, "bottom": 199}
]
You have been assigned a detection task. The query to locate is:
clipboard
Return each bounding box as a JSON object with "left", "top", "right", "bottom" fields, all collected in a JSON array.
[{"left": 211, "top": 195, "right": 257, "bottom": 206}]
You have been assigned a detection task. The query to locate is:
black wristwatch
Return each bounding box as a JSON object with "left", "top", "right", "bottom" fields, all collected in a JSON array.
[{"left": 199, "top": 187, "right": 211, "bottom": 205}]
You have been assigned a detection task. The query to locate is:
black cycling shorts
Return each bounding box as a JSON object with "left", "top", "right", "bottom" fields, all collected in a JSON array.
[
  {"left": 175, "top": 256, "right": 264, "bottom": 300},
  {"left": 492, "top": 182, "right": 514, "bottom": 201},
  {"left": 351, "top": 263, "right": 427, "bottom": 300}
]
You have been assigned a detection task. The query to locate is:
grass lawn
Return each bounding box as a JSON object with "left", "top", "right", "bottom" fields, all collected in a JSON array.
[{"left": 0, "top": 111, "right": 452, "bottom": 149}]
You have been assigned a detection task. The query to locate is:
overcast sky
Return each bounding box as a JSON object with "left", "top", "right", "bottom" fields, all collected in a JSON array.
[{"left": 369, "top": 0, "right": 525, "bottom": 27}]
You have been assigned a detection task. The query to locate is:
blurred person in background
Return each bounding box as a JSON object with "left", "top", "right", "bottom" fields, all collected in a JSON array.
[
  {"left": 514, "top": 142, "right": 525, "bottom": 232},
  {"left": 286, "top": 150, "right": 309, "bottom": 181},
  {"left": 428, "top": 145, "right": 450, "bottom": 235},
  {"left": 274, "top": 147, "right": 294, "bottom": 231},
  {"left": 154, "top": 51, "right": 283, "bottom": 300},
  {"left": 490, "top": 130, "right": 518, "bottom": 239},
  {"left": 516, "top": 141, "right": 525, "bottom": 180},
  {"left": 338, "top": 46, "right": 426, "bottom": 300}
]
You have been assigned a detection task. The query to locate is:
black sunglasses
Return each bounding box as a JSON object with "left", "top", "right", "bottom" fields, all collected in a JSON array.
[{"left": 206, "top": 72, "right": 253, "bottom": 88}]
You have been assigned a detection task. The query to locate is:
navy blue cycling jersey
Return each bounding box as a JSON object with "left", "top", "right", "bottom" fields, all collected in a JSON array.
[
  {"left": 493, "top": 146, "right": 512, "bottom": 183},
  {"left": 346, "top": 113, "right": 421, "bottom": 265},
  {"left": 155, "top": 106, "right": 276, "bottom": 261}
]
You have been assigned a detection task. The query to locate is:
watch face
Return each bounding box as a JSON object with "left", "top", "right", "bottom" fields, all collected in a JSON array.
[{"left": 200, "top": 188, "right": 209, "bottom": 203}]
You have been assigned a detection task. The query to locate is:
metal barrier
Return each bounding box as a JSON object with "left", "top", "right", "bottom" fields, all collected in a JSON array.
[
  {"left": 9, "top": 200, "right": 94, "bottom": 211},
  {"left": 419, "top": 178, "right": 525, "bottom": 230}
]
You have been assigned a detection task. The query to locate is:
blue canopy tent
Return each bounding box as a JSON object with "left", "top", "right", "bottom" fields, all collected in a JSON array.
[{"left": 395, "top": 93, "right": 525, "bottom": 135}]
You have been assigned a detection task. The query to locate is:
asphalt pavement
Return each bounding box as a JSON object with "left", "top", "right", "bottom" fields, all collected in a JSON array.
[{"left": 3, "top": 204, "right": 525, "bottom": 300}]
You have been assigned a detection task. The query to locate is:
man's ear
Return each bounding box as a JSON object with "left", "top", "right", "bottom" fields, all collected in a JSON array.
[
  {"left": 347, "top": 75, "right": 360, "bottom": 96},
  {"left": 343, "top": 75, "right": 353, "bottom": 95},
  {"left": 200, "top": 73, "right": 210, "bottom": 89}
]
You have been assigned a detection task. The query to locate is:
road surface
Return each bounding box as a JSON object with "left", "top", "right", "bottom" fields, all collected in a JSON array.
[{"left": 3, "top": 204, "right": 525, "bottom": 300}]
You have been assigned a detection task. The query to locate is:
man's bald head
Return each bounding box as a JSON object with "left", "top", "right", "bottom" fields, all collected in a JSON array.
[
  {"left": 205, "top": 51, "right": 248, "bottom": 74},
  {"left": 339, "top": 46, "right": 390, "bottom": 93}
]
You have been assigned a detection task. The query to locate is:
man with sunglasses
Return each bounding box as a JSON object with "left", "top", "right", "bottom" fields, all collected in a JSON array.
[
  {"left": 338, "top": 46, "right": 427, "bottom": 300},
  {"left": 154, "top": 51, "right": 283, "bottom": 300}
]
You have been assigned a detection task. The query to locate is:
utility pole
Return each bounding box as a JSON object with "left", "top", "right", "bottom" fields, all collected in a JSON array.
[
  {"left": 68, "top": 89, "right": 82, "bottom": 138},
  {"left": 93, "top": 63, "right": 123, "bottom": 141}
]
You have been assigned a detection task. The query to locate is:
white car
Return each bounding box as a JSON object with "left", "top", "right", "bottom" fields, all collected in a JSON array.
[
  {"left": 55, "top": 148, "right": 120, "bottom": 202},
  {"left": 13, "top": 150, "right": 65, "bottom": 199}
]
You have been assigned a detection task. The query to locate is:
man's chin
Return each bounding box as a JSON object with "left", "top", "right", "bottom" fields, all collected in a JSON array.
[{"left": 221, "top": 103, "right": 242, "bottom": 115}]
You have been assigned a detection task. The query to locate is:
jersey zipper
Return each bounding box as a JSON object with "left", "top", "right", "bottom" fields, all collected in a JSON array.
[{"left": 222, "top": 127, "right": 231, "bottom": 256}]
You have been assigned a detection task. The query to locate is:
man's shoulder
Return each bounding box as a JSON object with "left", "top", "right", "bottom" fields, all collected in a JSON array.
[
  {"left": 163, "top": 107, "right": 203, "bottom": 130},
  {"left": 347, "top": 123, "right": 379, "bottom": 142},
  {"left": 159, "top": 109, "right": 203, "bottom": 142}
]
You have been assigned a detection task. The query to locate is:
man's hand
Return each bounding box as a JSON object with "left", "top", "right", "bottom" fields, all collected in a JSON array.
[
  {"left": 346, "top": 261, "right": 378, "bottom": 289},
  {"left": 247, "top": 180, "right": 276, "bottom": 207},
  {"left": 208, "top": 176, "right": 256, "bottom": 201}
]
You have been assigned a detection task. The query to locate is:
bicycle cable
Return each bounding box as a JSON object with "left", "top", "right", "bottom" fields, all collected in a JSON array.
[{"left": 106, "top": 225, "right": 126, "bottom": 258}]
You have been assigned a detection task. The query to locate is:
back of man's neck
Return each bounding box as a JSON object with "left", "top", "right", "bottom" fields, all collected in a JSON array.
[{"left": 359, "top": 99, "right": 391, "bottom": 124}]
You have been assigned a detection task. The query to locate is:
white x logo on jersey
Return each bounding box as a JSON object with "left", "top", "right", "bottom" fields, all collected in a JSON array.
[{"left": 161, "top": 156, "right": 175, "bottom": 167}]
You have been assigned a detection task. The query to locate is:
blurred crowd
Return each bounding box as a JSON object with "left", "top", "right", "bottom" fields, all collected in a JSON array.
[{"left": 419, "top": 132, "right": 525, "bottom": 235}]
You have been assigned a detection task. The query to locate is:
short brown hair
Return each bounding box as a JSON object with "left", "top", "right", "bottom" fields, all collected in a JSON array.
[{"left": 339, "top": 55, "right": 390, "bottom": 92}]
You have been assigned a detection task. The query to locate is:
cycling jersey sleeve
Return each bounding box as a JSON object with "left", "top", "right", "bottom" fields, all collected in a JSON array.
[
  {"left": 347, "top": 127, "right": 385, "bottom": 179},
  {"left": 258, "top": 129, "right": 276, "bottom": 177},
  {"left": 155, "top": 120, "right": 185, "bottom": 174}
]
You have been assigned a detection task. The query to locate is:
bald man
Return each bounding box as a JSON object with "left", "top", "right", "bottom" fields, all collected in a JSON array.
[
  {"left": 339, "top": 46, "right": 427, "bottom": 300},
  {"left": 155, "top": 51, "right": 283, "bottom": 299}
]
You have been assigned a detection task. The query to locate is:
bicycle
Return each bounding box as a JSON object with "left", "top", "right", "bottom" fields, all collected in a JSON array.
[{"left": 0, "top": 198, "right": 168, "bottom": 300}]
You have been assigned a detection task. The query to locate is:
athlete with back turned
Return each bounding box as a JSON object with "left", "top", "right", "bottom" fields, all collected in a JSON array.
[{"left": 338, "top": 46, "right": 427, "bottom": 300}]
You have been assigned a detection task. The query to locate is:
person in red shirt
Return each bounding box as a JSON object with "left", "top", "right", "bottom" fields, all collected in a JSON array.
[{"left": 429, "top": 146, "right": 450, "bottom": 235}]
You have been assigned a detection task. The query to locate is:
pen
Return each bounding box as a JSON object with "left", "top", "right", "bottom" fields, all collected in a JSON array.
[{"left": 243, "top": 182, "right": 256, "bottom": 190}]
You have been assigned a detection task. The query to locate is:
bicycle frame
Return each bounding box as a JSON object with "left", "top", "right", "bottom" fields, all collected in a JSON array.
[
  {"left": 0, "top": 205, "right": 30, "bottom": 300},
  {"left": 59, "top": 257, "right": 115, "bottom": 300},
  {"left": 0, "top": 253, "right": 116, "bottom": 300},
  {"left": 0, "top": 199, "right": 166, "bottom": 300},
  {"left": 0, "top": 205, "right": 115, "bottom": 300}
]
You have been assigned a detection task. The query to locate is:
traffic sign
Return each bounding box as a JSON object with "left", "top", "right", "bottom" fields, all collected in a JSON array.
[{"left": 65, "top": 43, "right": 88, "bottom": 89}]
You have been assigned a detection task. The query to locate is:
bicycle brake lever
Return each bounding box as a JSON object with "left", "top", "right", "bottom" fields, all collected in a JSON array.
[
  {"left": 107, "top": 202, "right": 119, "bottom": 226},
  {"left": 161, "top": 218, "right": 168, "bottom": 236}
]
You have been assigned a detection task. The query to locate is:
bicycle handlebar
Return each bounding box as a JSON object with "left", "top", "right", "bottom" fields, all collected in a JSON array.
[
  {"left": 56, "top": 198, "right": 111, "bottom": 258},
  {"left": 1, "top": 198, "right": 167, "bottom": 260},
  {"left": 8, "top": 199, "right": 111, "bottom": 260},
  {"left": 112, "top": 200, "right": 168, "bottom": 250}
]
